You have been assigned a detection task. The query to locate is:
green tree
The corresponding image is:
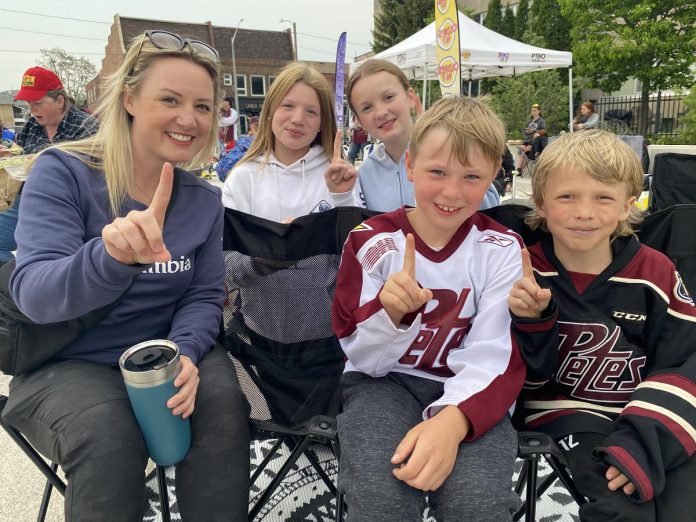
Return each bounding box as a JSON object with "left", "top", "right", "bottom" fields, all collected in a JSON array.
[
  {"left": 484, "top": 0, "right": 503, "bottom": 33},
  {"left": 515, "top": 0, "right": 530, "bottom": 42},
  {"left": 502, "top": 5, "right": 516, "bottom": 38},
  {"left": 491, "top": 70, "right": 570, "bottom": 139},
  {"left": 372, "top": 0, "right": 433, "bottom": 52},
  {"left": 39, "top": 48, "right": 96, "bottom": 107},
  {"left": 529, "top": 0, "right": 570, "bottom": 51},
  {"left": 677, "top": 87, "right": 696, "bottom": 144},
  {"left": 559, "top": 0, "right": 696, "bottom": 136}
]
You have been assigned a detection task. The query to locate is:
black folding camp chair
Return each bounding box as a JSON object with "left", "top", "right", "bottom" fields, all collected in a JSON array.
[
  {"left": 648, "top": 153, "right": 696, "bottom": 212},
  {"left": 221, "top": 206, "right": 376, "bottom": 522}
]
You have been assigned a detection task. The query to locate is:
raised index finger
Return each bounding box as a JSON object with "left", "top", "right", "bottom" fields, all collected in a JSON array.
[
  {"left": 333, "top": 130, "right": 343, "bottom": 161},
  {"left": 402, "top": 233, "right": 417, "bottom": 279},
  {"left": 521, "top": 248, "right": 535, "bottom": 280},
  {"left": 149, "top": 162, "right": 174, "bottom": 227}
]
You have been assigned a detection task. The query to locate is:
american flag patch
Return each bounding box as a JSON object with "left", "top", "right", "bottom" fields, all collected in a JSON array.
[
  {"left": 363, "top": 238, "right": 398, "bottom": 271},
  {"left": 478, "top": 234, "right": 514, "bottom": 247}
]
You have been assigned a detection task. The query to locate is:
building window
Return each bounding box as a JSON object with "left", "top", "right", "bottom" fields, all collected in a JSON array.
[
  {"left": 250, "top": 75, "right": 266, "bottom": 97},
  {"left": 269, "top": 76, "right": 277, "bottom": 87},
  {"left": 236, "top": 75, "right": 247, "bottom": 96},
  {"left": 223, "top": 73, "right": 233, "bottom": 86}
]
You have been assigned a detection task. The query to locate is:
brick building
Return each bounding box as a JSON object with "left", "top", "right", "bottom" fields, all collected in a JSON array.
[{"left": 86, "top": 15, "right": 348, "bottom": 127}]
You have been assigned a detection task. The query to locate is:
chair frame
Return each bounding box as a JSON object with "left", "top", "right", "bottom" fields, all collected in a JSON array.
[{"left": 0, "top": 394, "right": 171, "bottom": 522}]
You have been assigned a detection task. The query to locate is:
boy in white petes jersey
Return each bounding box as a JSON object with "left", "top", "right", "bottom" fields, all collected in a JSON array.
[
  {"left": 509, "top": 129, "right": 696, "bottom": 521},
  {"left": 332, "top": 96, "right": 525, "bottom": 521}
]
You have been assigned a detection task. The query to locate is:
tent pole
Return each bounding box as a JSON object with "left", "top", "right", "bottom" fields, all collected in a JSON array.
[
  {"left": 423, "top": 65, "right": 428, "bottom": 109},
  {"left": 568, "top": 67, "right": 574, "bottom": 132}
]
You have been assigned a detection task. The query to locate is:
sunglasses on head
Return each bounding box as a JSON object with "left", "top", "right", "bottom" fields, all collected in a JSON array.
[{"left": 133, "top": 30, "right": 220, "bottom": 64}]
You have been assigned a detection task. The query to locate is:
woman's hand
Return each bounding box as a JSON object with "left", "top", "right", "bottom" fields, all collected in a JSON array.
[
  {"left": 102, "top": 163, "right": 173, "bottom": 265},
  {"left": 324, "top": 130, "right": 358, "bottom": 194},
  {"left": 166, "top": 355, "right": 200, "bottom": 418}
]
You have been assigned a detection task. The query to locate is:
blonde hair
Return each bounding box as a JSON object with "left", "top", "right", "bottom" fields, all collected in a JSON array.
[
  {"left": 346, "top": 59, "right": 410, "bottom": 114},
  {"left": 237, "top": 62, "right": 335, "bottom": 167},
  {"left": 32, "top": 33, "right": 221, "bottom": 215},
  {"left": 409, "top": 95, "right": 505, "bottom": 169},
  {"left": 527, "top": 129, "right": 644, "bottom": 237}
]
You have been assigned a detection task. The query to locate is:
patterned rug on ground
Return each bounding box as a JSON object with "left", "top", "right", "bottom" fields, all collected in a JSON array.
[{"left": 144, "top": 440, "right": 580, "bottom": 521}]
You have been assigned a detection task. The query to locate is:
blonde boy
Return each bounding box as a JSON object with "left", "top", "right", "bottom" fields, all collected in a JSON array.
[
  {"left": 509, "top": 130, "right": 696, "bottom": 521},
  {"left": 332, "top": 96, "right": 525, "bottom": 521}
]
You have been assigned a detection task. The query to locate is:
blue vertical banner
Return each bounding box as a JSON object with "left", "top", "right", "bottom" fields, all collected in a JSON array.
[{"left": 334, "top": 32, "right": 347, "bottom": 128}]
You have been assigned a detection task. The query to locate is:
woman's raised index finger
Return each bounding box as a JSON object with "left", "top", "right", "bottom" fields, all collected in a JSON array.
[{"left": 148, "top": 162, "right": 174, "bottom": 226}]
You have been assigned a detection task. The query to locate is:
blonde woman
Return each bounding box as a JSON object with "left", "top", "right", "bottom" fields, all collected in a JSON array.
[{"left": 3, "top": 31, "right": 250, "bottom": 520}]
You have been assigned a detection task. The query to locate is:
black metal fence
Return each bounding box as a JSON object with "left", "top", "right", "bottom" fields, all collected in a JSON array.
[{"left": 593, "top": 93, "right": 686, "bottom": 138}]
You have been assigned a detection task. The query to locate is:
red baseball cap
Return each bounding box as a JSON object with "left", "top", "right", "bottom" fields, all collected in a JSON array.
[{"left": 14, "top": 67, "right": 64, "bottom": 102}]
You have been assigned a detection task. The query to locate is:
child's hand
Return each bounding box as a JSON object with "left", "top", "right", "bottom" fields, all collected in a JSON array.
[
  {"left": 391, "top": 405, "right": 470, "bottom": 491},
  {"left": 606, "top": 465, "right": 636, "bottom": 495},
  {"left": 508, "top": 249, "right": 552, "bottom": 318},
  {"left": 324, "top": 130, "right": 358, "bottom": 193},
  {"left": 379, "top": 233, "right": 433, "bottom": 326}
]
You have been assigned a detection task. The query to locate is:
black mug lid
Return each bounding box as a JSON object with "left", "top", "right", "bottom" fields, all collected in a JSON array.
[{"left": 123, "top": 345, "right": 175, "bottom": 372}]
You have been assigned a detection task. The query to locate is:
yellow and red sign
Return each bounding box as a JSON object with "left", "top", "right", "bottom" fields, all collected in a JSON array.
[{"left": 435, "top": 0, "right": 461, "bottom": 96}]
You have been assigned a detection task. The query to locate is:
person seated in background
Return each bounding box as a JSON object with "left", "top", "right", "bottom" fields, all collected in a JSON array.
[
  {"left": 0, "top": 67, "right": 99, "bottom": 265},
  {"left": 573, "top": 101, "right": 600, "bottom": 131},
  {"left": 216, "top": 115, "right": 259, "bottom": 182},
  {"left": 516, "top": 103, "right": 545, "bottom": 174}
]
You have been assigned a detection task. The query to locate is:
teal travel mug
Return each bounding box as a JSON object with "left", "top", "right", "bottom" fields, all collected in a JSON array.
[{"left": 119, "top": 340, "right": 191, "bottom": 466}]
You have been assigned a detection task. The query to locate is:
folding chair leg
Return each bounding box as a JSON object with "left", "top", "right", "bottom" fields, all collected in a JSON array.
[
  {"left": 156, "top": 465, "right": 171, "bottom": 522},
  {"left": 304, "top": 445, "right": 337, "bottom": 494},
  {"left": 250, "top": 437, "right": 287, "bottom": 485},
  {"left": 0, "top": 420, "right": 66, "bottom": 496},
  {"left": 249, "top": 436, "right": 313, "bottom": 521},
  {"left": 546, "top": 456, "right": 587, "bottom": 506},
  {"left": 37, "top": 463, "right": 59, "bottom": 522},
  {"left": 514, "top": 459, "right": 529, "bottom": 496},
  {"left": 524, "top": 458, "right": 538, "bottom": 522}
]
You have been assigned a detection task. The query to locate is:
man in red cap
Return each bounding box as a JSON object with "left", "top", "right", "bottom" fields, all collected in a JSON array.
[
  {"left": 14, "top": 66, "right": 98, "bottom": 154},
  {"left": 0, "top": 67, "right": 98, "bottom": 265}
]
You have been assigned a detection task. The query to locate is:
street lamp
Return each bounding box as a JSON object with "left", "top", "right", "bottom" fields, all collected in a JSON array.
[
  {"left": 279, "top": 19, "right": 297, "bottom": 60},
  {"left": 231, "top": 18, "right": 244, "bottom": 120}
]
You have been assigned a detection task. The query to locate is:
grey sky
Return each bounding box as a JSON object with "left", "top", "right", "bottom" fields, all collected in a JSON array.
[{"left": 0, "top": 0, "right": 375, "bottom": 92}]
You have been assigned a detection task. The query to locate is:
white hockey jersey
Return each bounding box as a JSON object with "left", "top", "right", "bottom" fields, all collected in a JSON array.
[{"left": 332, "top": 207, "right": 526, "bottom": 440}]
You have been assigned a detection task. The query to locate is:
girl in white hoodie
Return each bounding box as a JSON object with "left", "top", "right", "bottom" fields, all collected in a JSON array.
[{"left": 222, "top": 62, "right": 362, "bottom": 221}]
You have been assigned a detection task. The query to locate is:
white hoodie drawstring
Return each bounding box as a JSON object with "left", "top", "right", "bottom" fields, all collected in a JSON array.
[
  {"left": 301, "top": 159, "right": 308, "bottom": 215},
  {"left": 274, "top": 162, "right": 281, "bottom": 222}
]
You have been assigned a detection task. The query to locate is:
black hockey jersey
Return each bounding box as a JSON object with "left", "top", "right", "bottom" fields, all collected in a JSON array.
[{"left": 513, "top": 234, "right": 696, "bottom": 503}]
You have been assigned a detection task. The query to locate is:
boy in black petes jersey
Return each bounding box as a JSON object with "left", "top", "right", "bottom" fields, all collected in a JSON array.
[{"left": 509, "top": 129, "right": 696, "bottom": 522}]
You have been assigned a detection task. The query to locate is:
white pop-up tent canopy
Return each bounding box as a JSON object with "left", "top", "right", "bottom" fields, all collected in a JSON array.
[{"left": 352, "top": 11, "right": 574, "bottom": 124}]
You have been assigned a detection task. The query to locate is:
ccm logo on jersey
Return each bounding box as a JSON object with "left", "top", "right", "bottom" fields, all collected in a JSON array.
[
  {"left": 478, "top": 234, "right": 513, "bottom": 247},
  {"left": 612, "top": 311, "right": 647, "bottom": 321}
]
